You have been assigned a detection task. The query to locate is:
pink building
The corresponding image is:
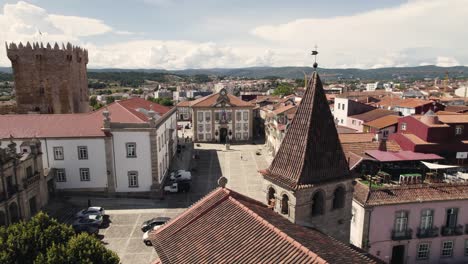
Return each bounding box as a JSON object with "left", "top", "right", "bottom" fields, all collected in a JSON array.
[{"left": 351, "top": 181, "right": 468, "bottom": 264}]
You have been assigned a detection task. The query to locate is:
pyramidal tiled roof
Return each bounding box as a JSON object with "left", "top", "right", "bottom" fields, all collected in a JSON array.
[{"left": 261, "top": 72, "right": 350, "bottom": 190}]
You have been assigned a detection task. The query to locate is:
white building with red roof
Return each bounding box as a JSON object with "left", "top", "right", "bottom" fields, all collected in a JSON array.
[{"left": 0, "top": 98, "right": 177, "bottom": 195}]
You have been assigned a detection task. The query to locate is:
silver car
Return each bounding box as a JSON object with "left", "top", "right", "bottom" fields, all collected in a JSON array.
[{"left": 72, "top": 214, "right": 103, "bottom": 228}]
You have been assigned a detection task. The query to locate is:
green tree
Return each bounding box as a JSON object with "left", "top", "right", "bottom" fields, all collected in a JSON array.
[
  {"left": 0, "top": 212, "right": 119, "bottom": 264},
  {"left": 106, "top": 96, "right": 115, "bottom": 104},
  {"left": 272, "top": 83, "right": 294, "bottom": 97},
  {"left": 89, "top": 96, "right": 97, "bottom": 107}
]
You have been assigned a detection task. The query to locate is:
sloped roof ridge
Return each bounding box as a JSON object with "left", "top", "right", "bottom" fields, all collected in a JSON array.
[
  {"left": 114, "top": 100, "right": 146, "bottom": 121},
  {"left": 153, "top": 188, "right": 230, "bottom": 236},
  {"left": 226, "top": 195, "right": 325, "bottom": 263}
]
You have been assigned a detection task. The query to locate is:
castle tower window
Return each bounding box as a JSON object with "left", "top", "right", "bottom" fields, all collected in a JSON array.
[
  {"left": 281, "top": 194, "right": 289, "bottom": 215},
  {"left": 332, "top": 187, "right": 346, "bottom": 210},
  {"left": 312, "top": 191, "right": 325, "bottom": 216}
]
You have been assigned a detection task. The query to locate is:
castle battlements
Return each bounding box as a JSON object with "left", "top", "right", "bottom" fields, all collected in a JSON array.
[{"left": 6, "top": 42, "right": 88, "bottom": 64}]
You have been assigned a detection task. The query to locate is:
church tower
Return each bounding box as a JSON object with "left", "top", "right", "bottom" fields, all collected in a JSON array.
[{"left": 260, "top": 71, "right": 353, "bottom": 243}]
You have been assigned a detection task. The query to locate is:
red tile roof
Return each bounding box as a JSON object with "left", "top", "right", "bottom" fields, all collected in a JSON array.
[
  {"left": 0, "top": 98, "right": 169, "bottom": 138},
  {"left": 393, "top": 98, "right": 433, "bottom": 108},
  {"left": 363, "top": 115, "right": 400, "bottom": 129},
  {"left": 365, "top": 150, "right": 443, "bottom": 162},
  {"left": 354, "top": 181, "right": 468, "bottom": 206},
  {"left": 349, "top": 109, "right": 397, "bottom": 122},
  {"left": 151, "top": 187, "right": 377, "bottom": 263},
  {"left": 339, "top": 133, "right": 376, "bottom": 143},
  {"left": 272, "top": 104, "right": 296, "bottom": 115},
  {"left": 261, "top": 72, "right": 350, "bottom": 190},
  {"left": 190, "top": 92, "right": 254, "bottom": 108}
]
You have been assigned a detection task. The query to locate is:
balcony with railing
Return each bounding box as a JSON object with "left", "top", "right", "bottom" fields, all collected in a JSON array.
[
  {"left": 391, "top": 228, "right": 413, "bottom": 240},
  {"left": 416, "top": 227, "right": 439, "bottom": 238},
  {"left": 23, "top": 173, "right": 40, "bottom": 189},
  {"left": 441, "top": 225, "right": 464, "bottom": 236}
]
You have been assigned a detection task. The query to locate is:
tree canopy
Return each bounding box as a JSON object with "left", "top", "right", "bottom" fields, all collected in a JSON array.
[
  {"left": 272, "top": 83, "right": 295, "bottom": 97},
  {"left": 0, "top": 212, "right": 119, "bottom": 264}
]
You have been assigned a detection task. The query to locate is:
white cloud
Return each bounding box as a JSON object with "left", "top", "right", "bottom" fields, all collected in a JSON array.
[
  {"left": 436, "top": 56, "right": 460, "bottom": 67},
  {"left": 252, "top": 0, "right": 468, "bottom": 68},
  {"left": 47, "top": 15, "right": 112, "bottom": 37}
]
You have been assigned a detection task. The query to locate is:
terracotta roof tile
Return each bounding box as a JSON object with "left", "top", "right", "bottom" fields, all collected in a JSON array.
[
  {"left": 151, "top": 187, "right": 377, "bottom": 263},
  {"left": 363, "top": 115, "right": 400, "bottom": 129},
  {"left": 393, "top": 98, "right": 433, "bottom": 108},
  {"left": 261, "top": 72, "right": 350, "bottom": 190},
  {"left": 437, "top": 114, "right": 468, "bottom": 123},
  {"left": 349, "top": 109, "right": 397, "bottom": 123},
  {"left": 339, "top": 133, "right": 376, "bottom": 143},
  {"left": 272, "top": 104, "right": 297, "bottom": 115},
  {"left": 191, "top": 92, "right": 254, "bottom": 108},
  {"left": 354, "top": 181, "right": 468, "bottom": 206},
  {"left": 0, "top": 98, "right": 169, "bottom": 138}
]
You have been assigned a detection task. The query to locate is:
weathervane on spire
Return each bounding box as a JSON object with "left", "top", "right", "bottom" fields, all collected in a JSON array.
[{"left": 311, "top": 45, "right": 319, "bottom": 70}]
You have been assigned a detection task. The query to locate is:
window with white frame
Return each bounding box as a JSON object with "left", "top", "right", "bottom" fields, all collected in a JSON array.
[
  {"left": 206, "top": 134, "right": 211, "bottom": 141},
  {"left": 126, "top": 143, "right": 136, "bottom": 157},
  {"left": 206, "top": 112, "right": 211, "bottom": 122},
  {"left": 394, "top": 211, "right": 408, "bottom": 232},
  {"left": 215, "top": 112, "right": 220, "bottom": 121},
  {"left": 198, "top": 134, "right": 204, "bottom": 140},
  {"left": 243, "top": 132, "right": 248, "bottom": 139},
  {"left": 383, "top": 130, "right": 389, "bottom": 137},
  {"left": 441, "top": 241, "right": 454, "bottom": 257},
  {"left": 417, "top": 243, "right": 430, "bottom": 260},
  {"left": 77, "top": 146, "right": 88, "bottom": 160},
  {"left": 243, "top": 111, "right": 248, "bottom": 121},
  {"left": 236, "top": 123, "right": 241, "bottom": 130},
  {"left": 198, "top": 112, "right": 203, "bottom": 122},
  {"left": 337, "top": 103, "right": 341, "bottom": 109},
  {"left": 53, "top": 147, "right": 64, "bottom": 160},
  {"left": 55, "top": 169, "right": 66, "bottom": 182},
  {"left": 205, "top": 124, "right": 211, "bottom": 132},
  {"left": 236, "top": 132, "right": 241, "bottom": 139},
  {"left": 456, "top": 125, "right": 463, "bottom": 135},
  {"left": 128, "top": 171, "right": 138, "bottom": 187},
  {"left": 236, "top": 111, "right": 241, "bottom": 121},
  {"left": 243, "top": 123, "right": 248, "bottom": 131},
  {"left": 352, "top": 120, "right": 356, "bottom": 125},
  {"left": 198, "top": 124, "right": 203, "bottom": 132},
  {"left": 420, "top": 209, "right": 433, "bottom": 230},
  {"left": 79, "top": 168, "right": 90, "bottom": 181},
  {"left": 401, "top": 123, "right": 407, "bottom": 131}
]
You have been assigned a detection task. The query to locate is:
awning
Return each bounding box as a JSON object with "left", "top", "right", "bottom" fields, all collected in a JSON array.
[
  {"left": 365, "top": 150, "right": 444, "bottom": 162},
  {"left": 421, "top": 161, "right": 459, "bottom": 170}
]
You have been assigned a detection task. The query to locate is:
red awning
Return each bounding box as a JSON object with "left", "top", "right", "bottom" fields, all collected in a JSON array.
[{"left": 365, "top": 150, "right": 444, "bottom": 162}]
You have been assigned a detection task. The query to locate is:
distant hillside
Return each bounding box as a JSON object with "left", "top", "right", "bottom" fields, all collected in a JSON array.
[{"left": 1, "top": 65, "right": 467, "bottom": 81}]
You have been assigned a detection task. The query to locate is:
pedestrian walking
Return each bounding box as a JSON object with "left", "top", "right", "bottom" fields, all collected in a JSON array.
[{"left": 240, "top": 153, "right": 243, "bottom": 160}]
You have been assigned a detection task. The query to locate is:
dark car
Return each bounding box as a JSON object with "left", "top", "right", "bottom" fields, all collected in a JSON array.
[
  {"left": 141, "top": 217, "right": 171, "bottom": 232},
  {"left": 73, "top": 224, "right": 99, "bottom": 235}
]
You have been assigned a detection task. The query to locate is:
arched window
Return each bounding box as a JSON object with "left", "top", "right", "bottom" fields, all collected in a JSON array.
[
  {"left": 9, "top": 202, "right": 19, "bottom": 223},
  {"left": 311, "top": 191, "right": 324, "bottom": 216},
  {"left": 281, "top": 194, "right": 289, "bottom": 215},
  {"left": 267, "top": 187, "right": 276, "bottom": 209},
  {"left": 332, "top": 187, "right": 346, "bottom": 210}
]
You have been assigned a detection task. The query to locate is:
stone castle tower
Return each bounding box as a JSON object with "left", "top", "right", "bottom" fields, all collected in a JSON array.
[
  {"left": 260, "top": 71, "right": 354, "bottom": 243},
  {"left": 6, "top": 42, "right": 89, "bottom": 114}
]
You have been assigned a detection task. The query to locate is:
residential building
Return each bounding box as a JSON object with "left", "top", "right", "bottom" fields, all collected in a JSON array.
[
  {"left": 390, "top": 112, "right": 468, "bottom": 160},
  {"left": 352, "top": 181, "right": 468, "bottom": 264},
  {"left": 363, "top": 115, "right": 400, "bottom": 140},
  {"left": 366, "top": 82, "right": 383, "bottom": 92},
  {"left": 0, "top": 98, "right": 177, "bottom": 196},
  {"left": 260, "top": 72, "right": 353, "bottom": 243},
  {"left": 150, "top": 186, "right": 378, "bottom": 263},
  {"left": 154, "top": 89, "right": 173, "bottom": 99},
  {"left": 264, "top": 102, "right": 298, "bottom": 156},
  {"left": 176, "top": 100, "right": 192, "bottom": 121},
  {"left": 190, "top": 89, "right": 254, "bottom": 143},
  {"left": 0, "top": 139, "right": 50, "bottom": 226},
  {"left": 334, "top": 97, "right": 376, "bottom": 126},
  {"left": 347, "top": 109, "right": 398, "bottom": 132}
]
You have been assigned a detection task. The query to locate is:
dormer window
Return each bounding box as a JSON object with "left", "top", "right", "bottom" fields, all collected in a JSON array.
[
  {"left": 455, "top": 125, "right": 463, "bottom": 135},
  {"left": 401, "top": 123, "right": 407, "bottom": 131}
]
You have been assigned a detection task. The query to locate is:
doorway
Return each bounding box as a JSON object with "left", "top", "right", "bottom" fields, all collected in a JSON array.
[
  {"left": 391, "top": 245, "right": 405, "bottom": 264},
  {"left": 220, "top": 128, "right": 228, "bottom": 143}
]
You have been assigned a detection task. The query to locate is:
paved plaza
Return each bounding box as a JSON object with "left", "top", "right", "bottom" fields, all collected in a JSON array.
[{"left": 56, "top": 142, "right": 271, "bottom": 264}]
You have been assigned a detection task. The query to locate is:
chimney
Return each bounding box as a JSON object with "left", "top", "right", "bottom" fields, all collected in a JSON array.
[{"left": 102, "top": 108, "right": 111, "bottom": 131}]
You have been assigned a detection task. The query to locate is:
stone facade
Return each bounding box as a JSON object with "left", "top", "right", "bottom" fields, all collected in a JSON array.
[
  {"left": 0, "top": 139, "right": 50, "bottom": 226},
  {"left": 6, "top": 42, "right": 89, "bottom": 114}
]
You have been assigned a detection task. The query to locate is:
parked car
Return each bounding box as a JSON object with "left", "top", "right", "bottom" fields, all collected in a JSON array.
[
  {"left": 169, "top": 170, "right": 191, "bottom": 181},
  {"left": 143, "top": 225, "right": 164, "bottom": 246},
  {"left": 164, "top": 182, "right": 191, "bottom": 193},
  {"left": 75, "top": 206, "right": 105, "bottom": 218},
  {"left": 141, "top": 217, "right": 170, "bottom": 232},
  {"left": 72, "top": 214, "right": 104, "bottom": 228},
  {"left": 73, "top": 224, "right": 99, "bottom": 236}
]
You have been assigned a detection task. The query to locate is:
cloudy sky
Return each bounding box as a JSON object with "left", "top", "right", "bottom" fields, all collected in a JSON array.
[{"left": 0, "top": 0, "right": 466, "bottom": 69}]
